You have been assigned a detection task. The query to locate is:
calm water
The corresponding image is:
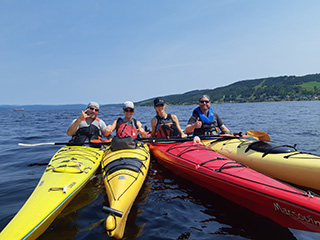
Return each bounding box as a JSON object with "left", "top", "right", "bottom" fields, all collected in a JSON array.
[{"left": 0, "top": 101, "right": 319, "bottom": 240}]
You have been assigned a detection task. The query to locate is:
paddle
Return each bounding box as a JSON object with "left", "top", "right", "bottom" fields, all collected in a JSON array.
[
  {"left": 18, "top": 139, "right": 112, "bottom": 147},
  {"left": 18, "top": 142, "right": 70, "bottom": 146},
  {"left": 19, "top": 131, "right": 270, "bottom": 147},
  {"left": 137, "top": 130, "right": 270, "bottom": 143},
  {"left": 246, "top": 130, "right": 270, "bottom": 141}
]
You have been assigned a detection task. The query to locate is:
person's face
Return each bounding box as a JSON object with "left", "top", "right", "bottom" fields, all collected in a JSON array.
[
  {"left": 198, "top": 98, "right": 211, "bottom": 111},
  {"left": 154, "top": 103, "right": 165, "bottom": 113},
  {"left": 86, "top": 106, "right": 99, "bottom": 118},
  {"left": 124, "top": 108, "right": 134, "bottom": 117}
]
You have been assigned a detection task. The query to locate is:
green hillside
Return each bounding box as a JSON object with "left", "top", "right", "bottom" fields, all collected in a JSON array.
[{"left": 137, "top": 73, "right": 320, "bottom": 106}]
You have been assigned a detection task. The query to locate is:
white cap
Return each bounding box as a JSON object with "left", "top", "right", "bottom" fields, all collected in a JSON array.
[{"left": 123, "top": 101, "right": 134, "bottom": 109}]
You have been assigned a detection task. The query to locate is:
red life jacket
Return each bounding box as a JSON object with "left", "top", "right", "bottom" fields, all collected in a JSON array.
[{"left": 116, "top": 118, "right": 138, "bottom": 138}]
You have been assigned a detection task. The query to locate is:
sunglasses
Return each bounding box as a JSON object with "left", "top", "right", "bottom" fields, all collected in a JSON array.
[
  {"left": 155, "top": 104, "right": 164, "bottom": 107},
  {"left": 199, "top": 100, "right": 210, "bottom": 104},
  {"left": 89, "top": 107, "right": 99, "bottom": 112},
  {"left": 124, "top": 108, "right": 134, "bottom": 112}
]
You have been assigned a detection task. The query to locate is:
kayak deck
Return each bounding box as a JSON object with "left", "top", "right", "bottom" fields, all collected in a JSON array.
[
  {"left": 101, "top": 142, "right": 150, "bottom": 239},
  {"left": 204, "top": 138, "right": 320, "bottom": 190},
  {"left": 0, "top": 145, "right": 105, "bottom": 240},
  {"left": 150, "top": 141, "right": 320, "bottom": 233}
]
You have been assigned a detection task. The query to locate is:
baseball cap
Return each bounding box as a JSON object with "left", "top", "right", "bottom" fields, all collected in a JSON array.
[
  {"left": 88, "top": 101, "right": 100, "bottom": 109},
  {"left": 123, "top": 101, "right": 135, "bottom": 109},
  {"left": 154, "top": 97, "right": 165, "bottom": 106}
]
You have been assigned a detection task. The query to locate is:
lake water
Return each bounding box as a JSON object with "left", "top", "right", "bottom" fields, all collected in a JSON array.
[{"left": 0, "top": 101, "right": 319, "bottom": 239}]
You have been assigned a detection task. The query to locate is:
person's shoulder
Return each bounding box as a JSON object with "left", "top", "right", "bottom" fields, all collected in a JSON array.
[
  {"left": 170, "top": 113, "right": 178, "bottom": 119},
  {"left": 132, "top": 117, "right": 139, "bottom": 124},
  {"left": 192, "top": 109, "right": 200, "bottom": 117},
  {"left": 214, "top": 112, "right": 220, "bottom": 117}
]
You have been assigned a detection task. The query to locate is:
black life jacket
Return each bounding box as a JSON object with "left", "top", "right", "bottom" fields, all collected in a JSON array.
[
  {"left": 69, "top": 119, "right": 101, "bottom": 145},
  {"left": 155, "top": 114, "right": 180, "bottom": 137},
  {"left": 116, "top": 118, "right": 138, "bottom": 138}
]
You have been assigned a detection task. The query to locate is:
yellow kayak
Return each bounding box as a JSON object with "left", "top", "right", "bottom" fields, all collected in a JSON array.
[
  {"left": 101, "top": 142, "right": 150, "bottom": 239},
  {"left": 204, "top": 137, "right": 320, "bottom": 190},
  {"left": 0, "top": 145, "right": 105, "bottom": 240}
]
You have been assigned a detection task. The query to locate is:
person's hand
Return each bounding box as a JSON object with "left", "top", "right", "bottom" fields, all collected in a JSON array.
[
  {"left": 105, "top": 125, "right": 113, "bottom": 134},
  {"left": 181, "top": 133, "right": 187, "bottom": 138},
  {"left": 194, "top": 118, "right": 202, "bottom": 129},
  {"left": 79, "top": 110, "right": 88, "bottom": 121}
]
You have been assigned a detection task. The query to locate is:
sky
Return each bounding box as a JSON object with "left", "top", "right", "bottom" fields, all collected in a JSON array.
[{"left": 1, "top": 0, "right": 320, "bottom": 105}]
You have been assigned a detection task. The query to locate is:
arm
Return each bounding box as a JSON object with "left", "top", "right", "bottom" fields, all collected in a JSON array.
[
  {"left": 215, "top": 113, "right": 230, "bottom": 134},
  {"left": 219, "top": 124, "right": 231, "bottom": 134},
  {"left": 185, "top": 117, "right": 202, "bottom": 134},
  {"left": 150, "top": 117, "right": 157, "bottom": 137},
  {"left": 105, "top": 120, "right": 117, "bottom": 136},
  {"left": 136, "top": 121, "right": 147, "bottom": 138},
  {"left": 171, "top": 114, "right": 187, "bottom": 138},
  {"left": 67, "top": 110, "right": 87, "bottom": 136}
]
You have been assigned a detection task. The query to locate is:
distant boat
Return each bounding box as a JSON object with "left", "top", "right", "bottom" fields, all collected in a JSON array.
[{"left": 13, "top": 108, "right": 24, "bottom": 111}]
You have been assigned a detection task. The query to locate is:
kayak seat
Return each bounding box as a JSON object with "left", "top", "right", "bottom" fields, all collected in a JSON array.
[
  {"left": 245, "top": 141, "right": 297, "bottom": 156},
  {"left": 103, "top": 157, "right": 145, "bottom": 175}
]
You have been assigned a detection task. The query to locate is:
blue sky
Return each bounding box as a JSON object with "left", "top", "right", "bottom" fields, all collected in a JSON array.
[{"left": 1, "top": 0, "right": 320, "bottom": 105}]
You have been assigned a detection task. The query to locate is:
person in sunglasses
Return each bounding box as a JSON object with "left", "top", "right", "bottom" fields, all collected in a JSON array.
[
  {"left": 105, "top": 101, "right": 147, "bottom": 138},
  {"left": 185, "top": 95, "right": 230, "bottom": 136},
  {"left": 151, "top": 97, "right": 187, "bottom": 138},
  {"left": 67, "top": 101, "right": 110, "bottom": 144}
]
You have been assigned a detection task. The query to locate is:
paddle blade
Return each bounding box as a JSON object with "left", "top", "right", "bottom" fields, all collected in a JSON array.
[
  {"left": 90, "top": 139, "right": 112, "bottom": 144},
  {"left": 246, "top": 130, "right": 270, "bottom": 141},
  {"left": 18, "top": 142, "right": 57, "bottom": 146}
]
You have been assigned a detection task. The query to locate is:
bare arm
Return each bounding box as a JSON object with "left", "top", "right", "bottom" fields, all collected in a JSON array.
[
  {"left": 185, "top": 118, "right": 202, "bottom": 134},
  {"left": 105, "top": 120, "right": 117, "bottom": 136},
  {"left": 150, "top": 117, "right": 157, "bottom": 137},
  {"left": 67, "top": 110, "right": 87, "bottom": 136},
  {"left": 136, "top": 121, "right": 147, "bottom": 138},
  {"left": 220, "top": 124, "right": 230, "bottom": 134},
  {"left": 171, "top": 114, "right": 187, "bottom": 138}
]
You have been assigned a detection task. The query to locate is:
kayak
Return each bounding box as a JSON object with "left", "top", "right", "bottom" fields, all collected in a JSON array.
[
  {"left": 149, "top": 140, "right": 320, "bottom": 233},
  {"left": 101, "top": 142, "right": 150, "bottom": 239},
  {"left": 0, "top": 145, "right": 105, "bottom": 240},
  {"left": 204, "top": 137, "right": 320, "bottom": 190}
]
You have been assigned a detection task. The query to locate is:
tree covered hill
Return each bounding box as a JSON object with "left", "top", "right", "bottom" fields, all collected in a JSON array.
[{"left": 137, "top": 73, "right": 320, "bottom": 106}]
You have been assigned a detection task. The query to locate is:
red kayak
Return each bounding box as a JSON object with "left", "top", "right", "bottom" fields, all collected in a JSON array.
[{"left": 149, "top": 141, "right": 320, "bottom": 233}]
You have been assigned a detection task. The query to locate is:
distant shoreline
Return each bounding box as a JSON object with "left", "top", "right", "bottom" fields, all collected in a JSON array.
[{"left": 1, "top": 99, "right": 319, "bottom": 112}]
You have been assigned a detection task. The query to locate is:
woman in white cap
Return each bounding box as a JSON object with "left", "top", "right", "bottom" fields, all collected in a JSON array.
[
  {"left": 67, "top": 101, "right": 110, "bottom": 144},
  {"left": 151, "top": 97, "right": 187, "bottom": 138},
  {"left": 105, "top": 101, "right": 147, "bottom": 138}
]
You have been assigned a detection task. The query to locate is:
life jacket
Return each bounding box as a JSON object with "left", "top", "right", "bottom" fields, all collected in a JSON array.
[
  {"left": 155, "top": 114, "right": 180, "bottom": 137},
  {"left": 193, "top": 107, "right": 219, "bottom": 136},
  {"left": 116, "top": 118, "right": 138, "bottom": 138},
  {"left": 69, "top": 117, "right": 102, "bottom": 144}
]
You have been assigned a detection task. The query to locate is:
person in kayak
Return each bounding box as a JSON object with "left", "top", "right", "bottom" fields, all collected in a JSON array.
[
  {"left": 185, "top": 95, "right": 230, "bottom": 136},
  {"left": 105, "top": 101, "right": 147, "bottom": 138},
  {"left": 151, "top": 97, "right": 187, "bottom": 138},
  {"left": 67, "top": 101, "right": 110, "bottom": 144}
]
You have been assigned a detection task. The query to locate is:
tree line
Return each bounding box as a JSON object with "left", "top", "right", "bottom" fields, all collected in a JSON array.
[{"left": 137, "top": 73, "right": 320, "bottom": 106}]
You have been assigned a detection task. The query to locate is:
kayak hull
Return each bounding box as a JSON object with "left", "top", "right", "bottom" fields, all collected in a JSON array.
[
  {"left": 149, "top": 141, "right": 320, "bottom": 233},
  {"left": 0, "top": 146, "right": 105, "bottom": 240},
  {"left": 204, "top": 138, "right": 320, "bottom": 190},
  {"left": 101, "top": 143, "right": 150, "bottom": 239}
]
